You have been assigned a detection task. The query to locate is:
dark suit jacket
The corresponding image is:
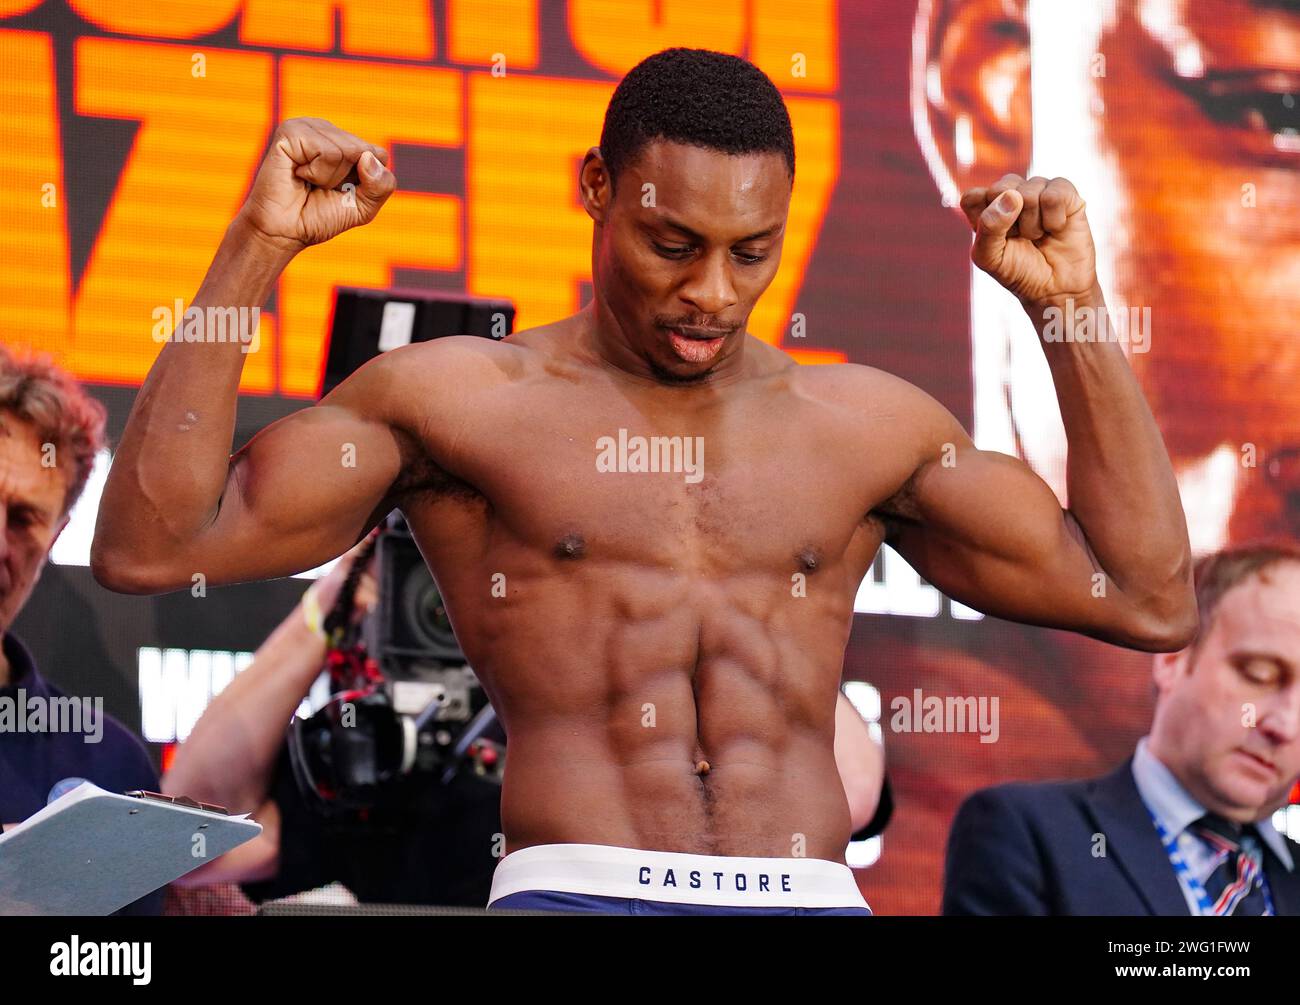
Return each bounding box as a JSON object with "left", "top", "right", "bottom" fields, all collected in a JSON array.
[{"left": 942, "top": 758, "right": 1300, "bottom": 915}]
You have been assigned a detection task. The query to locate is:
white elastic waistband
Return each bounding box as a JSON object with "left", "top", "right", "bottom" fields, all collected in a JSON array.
[{"left": 488, "top": 843, "right": 869, "bottom": 909}]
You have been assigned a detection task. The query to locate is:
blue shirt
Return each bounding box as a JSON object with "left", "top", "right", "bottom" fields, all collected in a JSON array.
[
  {"left": 1132, "top": 736, "right": 1294, "bottom": 915},
  {"left": 0, "top": 631, "right": 164, "bottom": 914}
]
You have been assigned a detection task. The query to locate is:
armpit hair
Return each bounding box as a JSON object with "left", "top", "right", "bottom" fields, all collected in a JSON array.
[
  {"left": 869, "top": 470, "right": 923, "bottom": 546},
  {"left": 378, "top": 394, "right": 491, "bottom": 507},
  {"left": 391, "top": 443, "right": 484, "bottom": 505}
]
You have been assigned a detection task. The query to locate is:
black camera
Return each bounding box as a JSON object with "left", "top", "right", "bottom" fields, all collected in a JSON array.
[
  {"left": 288, "top": 288, "right": 511, "bottom": 813},
  {"left": 367, "top": 518, "right": 498, "bottom": 759}
]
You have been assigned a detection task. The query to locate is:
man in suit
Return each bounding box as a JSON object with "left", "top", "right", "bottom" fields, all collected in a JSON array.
[{"left": 944, "top": 543, "right": 1300, "bottom": 915}]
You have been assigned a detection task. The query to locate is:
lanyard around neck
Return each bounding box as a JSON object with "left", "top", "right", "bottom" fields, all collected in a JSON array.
[{"left": 1147, "top": 807, "right": 1275, "bottom": 916}]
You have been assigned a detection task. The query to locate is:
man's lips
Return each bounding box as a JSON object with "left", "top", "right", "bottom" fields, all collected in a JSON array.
[
  {"left": 663, "top": 326, "right": 730, "bottom": 364},
  {"left": 1236, "top": 749, "right": 1277, "bottom": 777},
  {"left": 665, "top": 326, "right": 732, "bottom": 340}
]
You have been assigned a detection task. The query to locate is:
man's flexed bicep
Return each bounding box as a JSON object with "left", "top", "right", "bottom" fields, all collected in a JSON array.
[
  {"left": 881, "top": 438, "right": 1113, "bottom": 643},
  {"left": 204, "top": 393, "right": 405, "bottom": 589},
  {"left": 98, "top": 354, "right": 410, "bottom": 593},
  {"left": 873, "top": 382, "right": 1186, "bottom": 652}
]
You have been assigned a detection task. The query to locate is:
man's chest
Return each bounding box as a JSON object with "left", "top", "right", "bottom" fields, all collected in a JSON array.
[{"left": 413, "top": 388, "right": 896, "bottom": 575}]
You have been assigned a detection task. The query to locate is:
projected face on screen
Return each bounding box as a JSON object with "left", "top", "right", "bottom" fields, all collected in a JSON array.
[{"left": 916, "top": 0, "right": 1300, "bottom": 549}]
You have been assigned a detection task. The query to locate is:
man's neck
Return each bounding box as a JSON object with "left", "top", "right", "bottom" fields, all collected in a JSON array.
[
  {"left": 1146, "top": 733, "right": 1259, "bottom": 826},
  {"left": 0, "top": 631, "right": 9, "bottom": 688}
]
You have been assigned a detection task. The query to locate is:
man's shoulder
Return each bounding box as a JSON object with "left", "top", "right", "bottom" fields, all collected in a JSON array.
[
  {"left": 57, "top": 687, "right": 156, "bottom": 772},
  {"left": 325, "top": 333, "right": 537, "bottom": 440},
  {"left": 785, "top": 358, "right": 902, "bottom": 391},
  {"left": 362, "top": 333, "right": 533, "bottom": 388},
  {"left": 96, "top": 709, "right": 156, "bottom": 766},
  {"left": 787, "top": 360, "right": 957, "bottom": 426},
  {"left": 42, "top": 678, "right": 150, "bottom": 750},
  {"left": 957, "top": 774, "right": 1101, "bottom": 821},
  {"left": 30, "top": 679, "right": 158, "bottom": 791}
]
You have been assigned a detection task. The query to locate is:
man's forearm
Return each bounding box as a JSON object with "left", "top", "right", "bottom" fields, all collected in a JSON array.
[
  {"left": 92, "top": 215, "right": 296, "bottom": 584},
  {"left": 162, "top": 596, "right": 326, "bottom": 814},
  {"left": 1026, "top": 287, "right": 1194, "bottom": 626}
]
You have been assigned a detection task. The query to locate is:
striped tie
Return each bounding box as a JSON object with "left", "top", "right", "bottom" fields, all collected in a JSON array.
[{"left": 1191, "top": 814, "right": 1268, "bottom": 916}]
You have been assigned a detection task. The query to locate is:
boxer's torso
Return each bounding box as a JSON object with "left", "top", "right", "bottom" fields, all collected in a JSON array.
[{"left": 387, "top": 309, "right": 919, "bottom": 862}]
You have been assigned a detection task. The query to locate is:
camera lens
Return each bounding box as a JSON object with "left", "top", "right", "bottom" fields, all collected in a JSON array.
[{"left": 402, "top": 564, "right": 457, "bottom": 650}]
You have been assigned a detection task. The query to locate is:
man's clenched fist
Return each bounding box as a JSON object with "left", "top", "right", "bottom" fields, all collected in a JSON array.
[
  {"left": 237, "top": 117, "right": 396, "bottom": 254},
  {"left": 960, "top": 174, "right": 1098, "bottom": 309}
]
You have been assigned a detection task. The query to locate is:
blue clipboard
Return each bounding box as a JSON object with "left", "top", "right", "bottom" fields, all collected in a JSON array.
[{"left": 0, "top": 782, "right": 261, "bottom": 915}]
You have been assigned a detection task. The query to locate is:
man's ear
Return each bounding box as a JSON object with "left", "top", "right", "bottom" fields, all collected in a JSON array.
[
  {"left": 916, "top": 0, "right": 1032, "bottom": 203},
  {"left": 1151, "top": 648, "right": 1190, "bottom": 701},
  {"left": 579, "top": 146, "right": 612, "bottom": 225}
]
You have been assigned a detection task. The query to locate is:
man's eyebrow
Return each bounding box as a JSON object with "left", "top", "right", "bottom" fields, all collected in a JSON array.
[{"left": 654, "top": 215, "right": 783, "bottom": 244}]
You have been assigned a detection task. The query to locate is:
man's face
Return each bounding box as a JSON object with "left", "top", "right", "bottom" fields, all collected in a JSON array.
[
  {"left": 1154, "top": 563, "right": 1300, "bottom": 821},
  {"left": 0, "top": 414, "right": 68, "bottom": 633},
  {"left": 1095, "top": 0, "right": 1300, "bottom": 537},
  {"left": 587, "top": 139, "right": 790, "bottom": 382},
  {"left": 919, "top": 0, "right": 1300, "bottom": 539}
]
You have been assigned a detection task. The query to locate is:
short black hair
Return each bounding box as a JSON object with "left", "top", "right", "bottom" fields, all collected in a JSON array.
[{"left": 598, "top": 48, "right": 795, "bottom": 192}]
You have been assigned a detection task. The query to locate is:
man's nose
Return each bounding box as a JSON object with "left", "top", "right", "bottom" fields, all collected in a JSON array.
[
  {"left": 680, "top": 252, "right": 739, "bottom": 316},
  {"left": 1258, "top": 689, "right": 1300, "bottom": 746}
]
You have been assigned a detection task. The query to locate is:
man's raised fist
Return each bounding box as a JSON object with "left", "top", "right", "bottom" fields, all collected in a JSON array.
[{"left": 237, "top": 117, "right": 397, "bottom": 255}]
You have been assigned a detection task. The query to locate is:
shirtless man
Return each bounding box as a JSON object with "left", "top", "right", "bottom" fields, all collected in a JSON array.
[{"left": 92, "top": 47, "right": 1196, "bottom": 915}]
